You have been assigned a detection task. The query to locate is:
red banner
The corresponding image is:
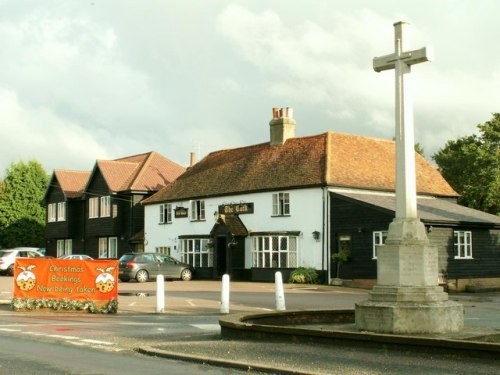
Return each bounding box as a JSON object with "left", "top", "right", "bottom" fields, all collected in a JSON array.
[{"left": 13, "top": 258, "right": 118, "bottom": 311}]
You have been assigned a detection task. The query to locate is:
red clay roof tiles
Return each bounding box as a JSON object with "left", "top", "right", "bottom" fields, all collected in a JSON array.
[{"left": 143, "top": 132, "right": 457, "bottom": 205}]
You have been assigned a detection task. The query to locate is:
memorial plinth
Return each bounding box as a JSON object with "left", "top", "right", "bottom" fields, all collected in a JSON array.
[
  {"left": 355, "top": 22, "right": 463, "bottom": 334},
  {"left": 356, "top": 219, "right": 464, "bottom": 333}
]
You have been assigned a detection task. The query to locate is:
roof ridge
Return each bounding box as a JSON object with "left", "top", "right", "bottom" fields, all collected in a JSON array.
[{"left": 129, "top": 151, "right": 155, "bottom": 190}]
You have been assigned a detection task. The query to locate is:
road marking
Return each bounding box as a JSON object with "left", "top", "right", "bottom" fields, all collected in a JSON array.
[
  {"left": 256, "top": 307, "right": 273, "bottom": 311},
  {"left": 190, "top": 324, "right": 220, "bottom": 331},
  {"left": 81, "top": 339, "right": 114, "bottom": 345},
  {"left": 0, "top": 328, "right": 21, "bottom": 332},
  {"left": 186, "top": 299, "right": 196, "bottom": 306},
  {"left": 21, "top": 331, "right": 47, "bottom": 336},
  {"left": 48, "top": 334, "right": 80, "bottom": 340},
  {"left": 128, "top": 302, "right": 136, "bottom": 306}
]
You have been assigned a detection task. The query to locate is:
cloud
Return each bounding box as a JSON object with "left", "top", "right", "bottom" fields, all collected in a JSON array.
[{"left": 0, "top": 88, "right": 107, "bottom": 172}]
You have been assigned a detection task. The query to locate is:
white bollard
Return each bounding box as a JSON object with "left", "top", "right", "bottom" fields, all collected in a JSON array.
[
  {"left": 220, "top": 274, "right": 230, "bottom": 314},
  {"left": 275, "top": 271, "right": 286, "bottom": 311},
  {"left": 156, "top": 274, "right": 165, "bottom": 313}
]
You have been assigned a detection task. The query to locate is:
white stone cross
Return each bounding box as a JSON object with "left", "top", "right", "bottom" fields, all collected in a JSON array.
[{"left": 373, "top": 21, "right": 432, "bottom": 219}]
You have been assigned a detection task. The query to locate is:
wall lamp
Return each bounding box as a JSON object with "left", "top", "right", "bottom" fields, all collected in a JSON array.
[{"left": 312, "top": 231, "right": 320, "bottom": 242}]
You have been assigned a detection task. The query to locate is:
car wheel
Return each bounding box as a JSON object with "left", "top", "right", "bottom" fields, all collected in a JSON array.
[
  {"left": 119, "top": 277, "right": 130, "bottom": 282},
  {"left": 6, "top": 265, "right": 14, "bottom": 276},
  {"left": 135, "top": 269, "right": 149, "bottom": 283},
  {"left": 180, "top": 268, "right": 192, "bottom": 281}
]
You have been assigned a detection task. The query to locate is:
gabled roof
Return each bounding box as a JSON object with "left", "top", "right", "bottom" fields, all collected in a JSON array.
[
  {"left": 143, "top": 132, "right": 457, "bottom": 205},
  {"left": 92, "top": 151, "right": 185, "bottom": 194},
  {"left": 333, "top": 191, "right": 500, "bottom": 227},
  {"left": 50, "top": 170, "right": 91, "bottom": 199}
]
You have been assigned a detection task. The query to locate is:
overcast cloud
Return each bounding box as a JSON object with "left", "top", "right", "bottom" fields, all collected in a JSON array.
[{"left": 0, "top": 0, "right": 499, "bottom": 176}]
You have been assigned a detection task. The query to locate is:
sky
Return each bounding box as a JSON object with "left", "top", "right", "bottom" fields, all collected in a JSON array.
[{"left": 1, "top": 0, "right": 499, "bottom": 176}]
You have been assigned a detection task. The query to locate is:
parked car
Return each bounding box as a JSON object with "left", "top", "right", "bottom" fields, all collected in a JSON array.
[
  {"left": 0, "top": 248, "right": 46, "bottom": 276},
  {"left": 118, "top": 252, "right": 194, "bottom": 282},
  {"left": 58, "top": 254, "right": 94, "bottom": 260}
]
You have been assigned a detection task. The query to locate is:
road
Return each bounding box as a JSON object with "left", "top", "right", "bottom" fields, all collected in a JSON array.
[
  {"left": 1, "top": 277, "right": 500, "bottom": 374},
  {"left": 0, "top": 334, "right": 254, "bottom": 375}
]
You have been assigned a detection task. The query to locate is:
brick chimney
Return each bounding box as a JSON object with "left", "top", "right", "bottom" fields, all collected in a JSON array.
[
  {"left": 269, "top": 107, "right": 296, "bottom": 146},
  {"left": 190, "top": 152, "right": 196, "bottom": 167}
]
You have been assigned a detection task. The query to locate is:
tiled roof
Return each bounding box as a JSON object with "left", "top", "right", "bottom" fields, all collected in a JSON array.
[
  {"left": 143, "top": 132, "right": 457, "bottom": 205},
  {"left": 53, "top": 170, "right": 91, "bottom": 199},
  {"left": 334, "top": 191, "right": 500, "bottom": 226},
  {"left": 97, "top": 151, "right": 186, "bottom": 193}
]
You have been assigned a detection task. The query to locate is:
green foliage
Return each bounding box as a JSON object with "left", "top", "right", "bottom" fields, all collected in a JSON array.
[
  {"left": 289, "top": 267, "right": 319, "bottom": 284},
  {"left": 332, "top": 248, "right": 351, "bottom": 279},
  {"left": 433, "top": 113, "right": 500, "bottom": 215},
  {"left": 0, "top": 160, "right": 49, "bottom": 248}
]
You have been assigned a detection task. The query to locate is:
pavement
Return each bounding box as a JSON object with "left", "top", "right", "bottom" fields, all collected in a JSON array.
[{"left": 2, "top": 278, "right": 500, "bottom": 374}]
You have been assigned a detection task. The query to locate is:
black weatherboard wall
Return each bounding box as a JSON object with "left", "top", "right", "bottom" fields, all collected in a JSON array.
[
  {"left": 330, "top": 193, "right": 392, "bottom": 281},
  {"left": 330, "top": 192, "right": 500, "bottom": 288}
]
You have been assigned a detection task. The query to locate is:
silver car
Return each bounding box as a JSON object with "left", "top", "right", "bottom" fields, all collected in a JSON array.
[
  {"left": 0, "top": 248, "right": 45, "bottom": 276},
  {"left": 118, "top": 252, "right": 194, "bottom": 282}
]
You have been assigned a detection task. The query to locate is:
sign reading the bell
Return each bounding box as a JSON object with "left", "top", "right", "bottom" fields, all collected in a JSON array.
[
  {"left": 219, "top": 202, "right": 254, "bottom": 215},
  {"left": 174, "top": 207, "right": 188, "bottom": 218}
]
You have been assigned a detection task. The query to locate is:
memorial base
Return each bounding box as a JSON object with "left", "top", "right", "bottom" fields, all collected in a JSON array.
[
  {"left": 355, "top": 286, "right": 464, "bottom": 334},
  {"left": 355, "top": 218, "right": 464, "bottom": 334}
]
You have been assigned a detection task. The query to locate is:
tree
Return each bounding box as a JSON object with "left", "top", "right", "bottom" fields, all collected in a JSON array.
[
  {"left": 0, "top": 160, "right": 49, "bottom": 248},
  {"left": 433, "top": 113, "right": 500, "bottom": 215}
]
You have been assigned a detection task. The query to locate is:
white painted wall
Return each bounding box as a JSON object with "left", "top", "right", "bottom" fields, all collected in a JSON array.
[{"left": 144, "top": 187, "right": 327, "bottom": 270}]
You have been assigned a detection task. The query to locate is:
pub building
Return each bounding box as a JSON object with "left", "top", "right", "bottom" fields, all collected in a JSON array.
[{"left": 142, "top": 108, "right": 500, "bottom": 289}]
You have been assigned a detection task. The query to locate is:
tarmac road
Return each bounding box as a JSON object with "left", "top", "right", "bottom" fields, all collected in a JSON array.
[{"left": 2, "top": 276, "right": 500, "bottom": 374}]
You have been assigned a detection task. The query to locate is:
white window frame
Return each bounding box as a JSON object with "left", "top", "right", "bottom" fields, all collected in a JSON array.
[
  {"left": 56, "top": 239, "right": 72, "bottom": 257},
  {"left": 251, "top": 235, "right": 298, "bottom": 268},
  {"left": 165, "top": 203, "right": 172, "bottom": 223},
  {"left": 180, "top": 238, "right": 212, "bottom": 267},
  {"left": 100, "top": 196, "right": 111, "bottom": 217},
  {"left": 372, "top": 231, "right": 388, "bottom": 260},
  {"left": 272, "top": 192, "right": 290, "bottom": 216},
  {"left": 155, "top": 246, "right": 171, "bottom": 255},
  {"left": 89, "top": 197, "right": 99, "bottom": 218},
  {"left": 159, "top": 203, "right": 173, "bottom": 224},
  {"left": 57, "top": 202, "right": 66, "bottom": 221},
  {"left": 159, "top": 204, "right": 165, "bottom": 223},
  {"left": 189, "top": 200, "right": 206, "bottom": 221},
  {"left": 48, "top": 203, "right": 57, "bottom": 222},
  {"left": 454, "top": 230, "right": 473, "bottom": 259},
  {"left": 108, "top": 237, "right": 118, "bottom": 258},
  {"left": 98, "top": 237, "right": 118, "bottom": 258}
]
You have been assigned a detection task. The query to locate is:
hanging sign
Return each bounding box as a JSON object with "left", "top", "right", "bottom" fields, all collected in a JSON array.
[
  {"left": 219, "top": 202, "right": 254, "bottom": 215},
  {"left": 174, "top": 207, "right": 188, "bottom": 218}
]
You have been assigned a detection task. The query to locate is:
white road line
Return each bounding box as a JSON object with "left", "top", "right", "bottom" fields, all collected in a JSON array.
[
  {"left": 256, "top": 307, "right": 273, "bottom": 311},
  {"left": 190, "top": 324, "right": 220, "bottom": 331},
  {"left": 186, "top": 299, "right": 196, "bottom": 306},
  {"left": 21, "top": 331, "right": 46, "bottom": 336},
  {"left": 80, "top": 339, "right": 114, "bottom": 345},
  {"left": 48, "top": 334, "right": 80, "bottom": 340},
  {"left": 0, "top": 328, "right": 21, "bottom": 332},
  {"left": 128, "top": 302, "right": 136, "bottom": 306}
]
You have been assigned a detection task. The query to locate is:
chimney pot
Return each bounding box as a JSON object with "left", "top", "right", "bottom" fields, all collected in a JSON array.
[
  {"left": 269, "top": 107, "right": 296, "bottom": 146},
  {"left": 190, "top": 152, "right": 196, "bottom": 167},
  {"left": 272, "top": 107, "right": 279, "bottom": 119}
]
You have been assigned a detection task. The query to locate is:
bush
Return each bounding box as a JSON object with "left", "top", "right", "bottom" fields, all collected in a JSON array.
[{"left": 289, "top": 267, "right": 319, "bottom": 284}]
